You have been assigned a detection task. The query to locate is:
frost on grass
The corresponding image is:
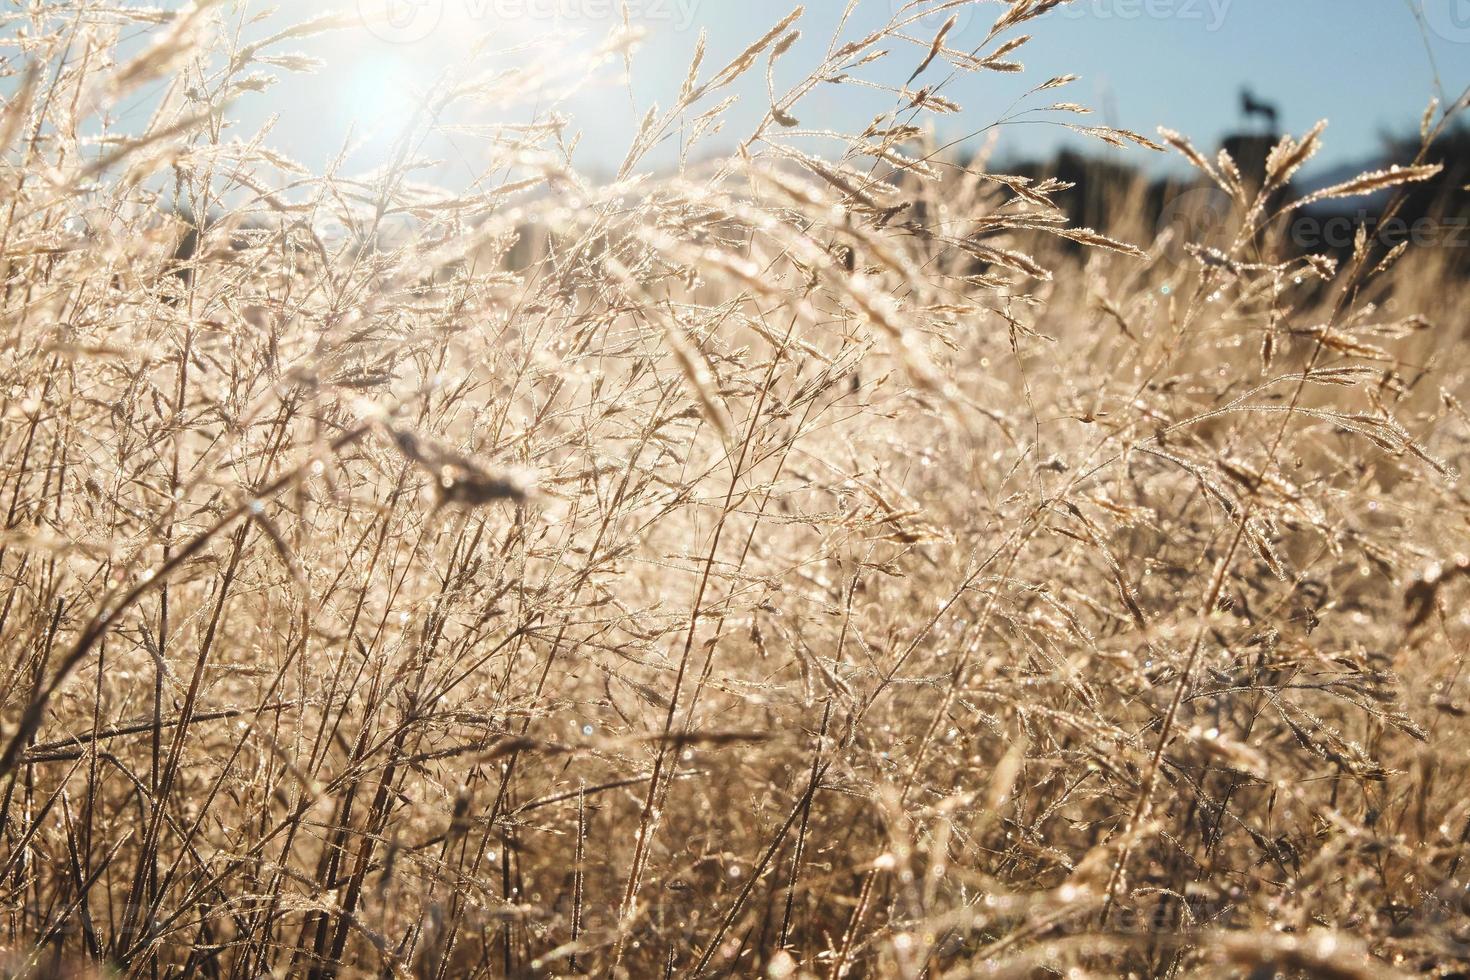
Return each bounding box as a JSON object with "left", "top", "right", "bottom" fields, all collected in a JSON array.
[{"left": 1, "top": 2, "right": 1469, "bottom": 977}]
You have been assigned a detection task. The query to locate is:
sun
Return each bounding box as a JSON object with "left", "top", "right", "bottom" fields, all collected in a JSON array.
[
  {"left": 331, "top": 1, "right": 517, "bottom": 154},
  {"left": 329, "top": 0, "right": 619, "bottom": 164}
]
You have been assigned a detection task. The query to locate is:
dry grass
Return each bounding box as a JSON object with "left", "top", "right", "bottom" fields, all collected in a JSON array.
[{"left": 2, "top": 1, "right": 1470, "bottom": 977}]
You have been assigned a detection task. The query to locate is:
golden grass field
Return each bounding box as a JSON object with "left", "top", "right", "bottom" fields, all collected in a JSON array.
[{"left": 2, "top": 1, "right": 1470, "bottom": 976}]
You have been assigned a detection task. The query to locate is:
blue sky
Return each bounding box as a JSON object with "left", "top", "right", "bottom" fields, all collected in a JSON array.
[
  {"left": 295, "top": 0, "right": 1470, "bottom": 178},
  {"left": 22, "top": 1, "right": 1470, "bottom": 182}
]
